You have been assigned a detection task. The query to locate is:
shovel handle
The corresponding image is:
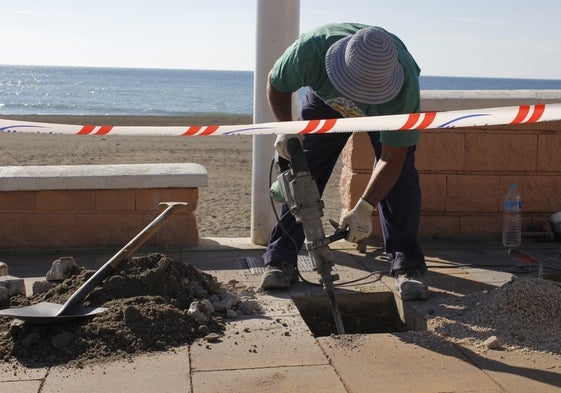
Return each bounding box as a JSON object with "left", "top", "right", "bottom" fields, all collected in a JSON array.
[{"left": 57, "top": 202, "right": 188, "bottom": 316}]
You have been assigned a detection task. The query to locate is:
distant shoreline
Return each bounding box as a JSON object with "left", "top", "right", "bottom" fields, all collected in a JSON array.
[
  {"left": 0, "top": 114, "right": 253, "bottom": 126},
  {"left": 3, "top": 96, "right": 561, "bottom": 124}
]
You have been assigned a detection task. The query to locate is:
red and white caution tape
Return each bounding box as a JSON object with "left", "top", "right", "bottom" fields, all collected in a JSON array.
[{"left": 1, "top": 103, "right": 560, "bottom": 137}]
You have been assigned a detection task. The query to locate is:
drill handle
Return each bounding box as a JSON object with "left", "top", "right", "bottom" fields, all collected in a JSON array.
[{"left": 286, "top": 137, "right": 308, "bottom": 173}]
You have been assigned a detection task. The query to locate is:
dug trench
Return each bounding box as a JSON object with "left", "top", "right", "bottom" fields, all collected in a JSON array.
[{"left": 292, "top": 292, "right": 407, "bottom": 337}]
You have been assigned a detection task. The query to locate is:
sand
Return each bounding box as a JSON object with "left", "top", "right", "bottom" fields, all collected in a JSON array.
[{"left": 0, "top": 114, "right": 344, "bottom": 239}]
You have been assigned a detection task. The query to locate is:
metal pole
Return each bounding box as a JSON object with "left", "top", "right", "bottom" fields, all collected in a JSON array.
[{"left": 251, "top": 0, "right": 300, "bottom": 245}]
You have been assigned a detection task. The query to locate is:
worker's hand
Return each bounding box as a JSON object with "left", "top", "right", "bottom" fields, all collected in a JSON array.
[
  {"left": 274, "top": 134, "right": 303, "bottom": 161},
  {"left": 340, "top": 198, "right": 375, "bottom": 243}
]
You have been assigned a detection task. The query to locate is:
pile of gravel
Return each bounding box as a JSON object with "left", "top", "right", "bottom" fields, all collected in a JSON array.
[
  {"left": 0, "top": 253, "right": 258, "bottom": 367},
  {"left": 428, "top": 277, "right": 561, "bottom": 354}
]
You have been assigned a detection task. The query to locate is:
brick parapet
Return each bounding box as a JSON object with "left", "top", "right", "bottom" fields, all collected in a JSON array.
[
  {"left": 339, "top": 121, "right": 561, "bottom": 240},
  {"left": 0, "top": 164, "right": 205, "bottom": 250}
]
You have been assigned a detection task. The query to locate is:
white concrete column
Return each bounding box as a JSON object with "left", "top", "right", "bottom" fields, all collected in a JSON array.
[{"left": 251, "top": 0, "right": 299, "bottom": 245}]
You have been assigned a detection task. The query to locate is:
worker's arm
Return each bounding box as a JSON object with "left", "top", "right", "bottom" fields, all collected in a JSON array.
[
  {"left": 267, "top": 72, "right": 293, "bottom": 122},
  {"left": 267, "top": 72, "right": 303, "bottom": 160},
  {"left": 362, "top": 145, "right": 408, "bottom": 207}
]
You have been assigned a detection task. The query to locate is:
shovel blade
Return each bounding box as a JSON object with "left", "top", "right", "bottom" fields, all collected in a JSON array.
[{"left": 0, "top": 302, "right": 107, "bottom": 324}]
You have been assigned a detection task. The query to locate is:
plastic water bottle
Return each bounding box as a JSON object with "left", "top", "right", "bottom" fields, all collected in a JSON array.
[{"left": 502, "top": 183, "right": 522, "bottom": 248}]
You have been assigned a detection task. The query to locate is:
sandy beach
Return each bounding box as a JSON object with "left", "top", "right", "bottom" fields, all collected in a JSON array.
[{"left": 0, "top": 114, "right": 343, "bottom": 239}]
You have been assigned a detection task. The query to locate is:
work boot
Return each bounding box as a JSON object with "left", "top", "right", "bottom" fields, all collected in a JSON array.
[
  {"left": 260, "top": 261, "right": 298, "bottom": 290},
  {"left": 395, "top": 269, "right": 429, "bottom": 301}
]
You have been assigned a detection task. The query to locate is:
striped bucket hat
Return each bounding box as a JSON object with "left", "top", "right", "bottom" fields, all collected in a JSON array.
[{"left": 325, "top": 27, "right": 404, "bottom": 104}]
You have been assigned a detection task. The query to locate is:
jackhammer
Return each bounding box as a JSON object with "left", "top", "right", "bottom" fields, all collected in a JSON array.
[{"left": 273, "top": 137, "right": 346, "bottom": 334}]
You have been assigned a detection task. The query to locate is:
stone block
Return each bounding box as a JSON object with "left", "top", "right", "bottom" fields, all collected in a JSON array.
[
  {"left": 36, "top": 190, "right": 96, "bottom": 211},
  {"left": 46, "top": 256, "right": 78, "bottom": 281},
  {"left": 0, "top": 191, "right": 35, "bottom": 210},
  {"left": 341, "top": 133, "right": 375, "bottom": 171},
  {"left": 0, "top": 286, "right": 7, "bottom": 303},
  {"left": 419, "top": 174, "right": 447, "bottom": 212},
  {"left": 0, "top": 275, "right": 26, "bottom": 297},
  {"left": 416, "top": 132, "right": 464, "bottom": 171},
  {"left": 32, "top": 280, "right": 54, "bottom": 295},
  {"left": 537, "top": 133, "right": 561, "bottom": 172},
  {"left": 446, "top": 175, "right": 501, "bottom": 213},
  {"left": 95, "top": 189, "right": 136, "bottom": 211},
  {"left": 464, "top": 133, "right": 537, "bottom": 172},
  {"left": 0, "top": 262, "right": 7, "bottom": 276}
]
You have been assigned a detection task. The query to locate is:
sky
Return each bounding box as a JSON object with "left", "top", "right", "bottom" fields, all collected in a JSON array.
[{"left": 2, "top": 0, "right": 561, "bottom": 80}]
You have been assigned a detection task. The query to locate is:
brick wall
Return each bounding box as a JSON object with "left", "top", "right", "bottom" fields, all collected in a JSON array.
[
  {"left": 339, "top": 120, "right": 561, "bottom": 240},
  {"left": 0, "top": 188, "right": 200, "bottom": 250},
  {"left": 0, "top": 163, "right": 206, "bottom": 250}
]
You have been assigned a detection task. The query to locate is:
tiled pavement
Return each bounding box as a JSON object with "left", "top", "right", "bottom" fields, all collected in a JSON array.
[{"left": 1, "top": 237, "right": 560, "bottom": 393}]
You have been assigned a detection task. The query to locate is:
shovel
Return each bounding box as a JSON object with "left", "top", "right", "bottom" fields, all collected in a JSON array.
[{"left": 0, "top": 201, "right": 188, "bottom": 324}]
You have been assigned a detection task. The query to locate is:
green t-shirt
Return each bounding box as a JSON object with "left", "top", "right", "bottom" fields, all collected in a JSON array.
[{"left": 270, "top": 22, "right": 421, "bottom": 147}]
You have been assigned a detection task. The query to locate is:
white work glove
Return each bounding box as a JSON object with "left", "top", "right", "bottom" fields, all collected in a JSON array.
[
  {"left": 340, "top": 198, "right": 375, "bottom": 243},
  {"left": 274, "top": 134, "right": 303, "bottom": 161}
]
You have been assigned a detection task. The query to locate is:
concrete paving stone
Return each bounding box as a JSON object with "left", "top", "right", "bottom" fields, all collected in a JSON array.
[
  {"left": 465, "top": 268, "right": 515, "bottom": 286},
  {"left": 42, "top": 346, "right": 190, "bottom": 393},
  {"left": 317, "top": 332, "right": 503, "bottom": 393},
  {"left": 0, "top": 380, "right": 42, "bottom": 393},
  {"left": 460, "top": 346, "right": 561, "bottom": 393},
  {"left": 0, "top": 362, "right": 47, "bottom": 382},
  {"left": 253, "top": 292, "right": 301, "bottom": 317},
  {"left": 192, "top": 364, "right": 347, "bottom": 393},
  {"left": 196, "top": 237, "right": 267, "bottom": 251},
  {"left": 191, "top": 315, "right": 327, "bottom": 372}
]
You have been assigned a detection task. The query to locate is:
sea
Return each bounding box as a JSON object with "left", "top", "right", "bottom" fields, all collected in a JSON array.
[{"left": 1, "top": 64, "right": 561, "bottom": 117}]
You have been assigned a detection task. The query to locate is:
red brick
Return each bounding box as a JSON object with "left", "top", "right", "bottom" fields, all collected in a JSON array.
[
  {"left": 460, "top": 215, "right": 502, "bottom": 236},
  {"left": 420, "top": 174, "right": 446, "bottom": 212},
  {"left": 499, "top": 175, "right": 561, "bottom": 212},
  {"left": 537, "top": 133, "right": 561, "bottom": 172},
  {"left": 419, "top": 215, "right": 460, "bottom": 238},
  {"left": 155, "top": 213, "right": 199, "bottom": 247},
  {"left": 36, "top": 190, "right": 96, "bottom": 211},
  {"left": 95, "top": 189, "right": 135, "bottom": 211},
  {"left": 0, "top": 191, "right": 35, "bottom": 210},
  {"left": 76, "top": 212, "right": 149, "bottom": 248},
  {"left": 135, "top": 188, "right": 198, "bottom": 212},
  {"left": 339, "top": 168, "right": 370, "bottom": 210},
  {"left": 446, "top": 175, "right": 501, "bottom": 213},
  {"left": 341, "top": 133, "right": 375, "bottom": 171},
  {"left": 416, "top": 132, "right": 464, "bottom": 171},
  {"left": 0, "top": 212, "right": 77, "bottom": 249},
  {"left": 464, "top": 133, "right": 537, "bottom": 172}
]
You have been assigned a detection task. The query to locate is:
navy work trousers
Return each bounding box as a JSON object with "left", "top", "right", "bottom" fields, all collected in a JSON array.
[{"left": 262, "top": 90, "right": 426, "bottom": 275}]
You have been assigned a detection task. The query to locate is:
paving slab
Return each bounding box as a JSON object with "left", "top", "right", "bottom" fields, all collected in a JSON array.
[
  {"left": 1, "top": 237, "right": 561, "bottom": 393},
  {"left": 191, "top": 314, "right": 326, "bottom": 372},
  {"left": 317, "top": 333, "right": 503, "bottom": 393},
  {"left": 42, "top": 346, "right": 191, "bottom": 393},
  {"left": 192, "top": 365, "right": 347, "bottom": 393},
  {"left": 1, "top": 380, "right": 42, "bottom": 393},
  {"left": 459, "top": 346, "right": 561, "bottom": 393}
]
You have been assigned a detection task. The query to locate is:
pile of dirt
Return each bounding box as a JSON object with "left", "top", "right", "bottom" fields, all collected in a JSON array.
[
  {"left": 0, "top": 253, "right": 249, "bottom": 367},
  {"left": 427, "top": 277, "right": 561, "bottom": 354}
]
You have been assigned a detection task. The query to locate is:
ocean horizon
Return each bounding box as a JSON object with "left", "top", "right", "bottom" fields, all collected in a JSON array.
[{"left": 2, "top": 64, "right": 561, "bottom": 117}]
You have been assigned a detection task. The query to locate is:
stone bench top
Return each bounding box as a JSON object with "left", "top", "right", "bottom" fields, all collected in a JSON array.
[{"left": 0, "top": 163, "right": 207, "bottom": 191}]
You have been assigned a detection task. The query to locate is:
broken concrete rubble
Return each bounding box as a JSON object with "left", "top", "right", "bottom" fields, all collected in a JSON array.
[
  {"left": 0, "top": 262, "right": 8, "bottom": 276},
  {"left": 46, "top": 256, "right": 79, "bottom": 281},
  {"left": 0, "top": 275, "right": 25, "bottom": 297}
]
